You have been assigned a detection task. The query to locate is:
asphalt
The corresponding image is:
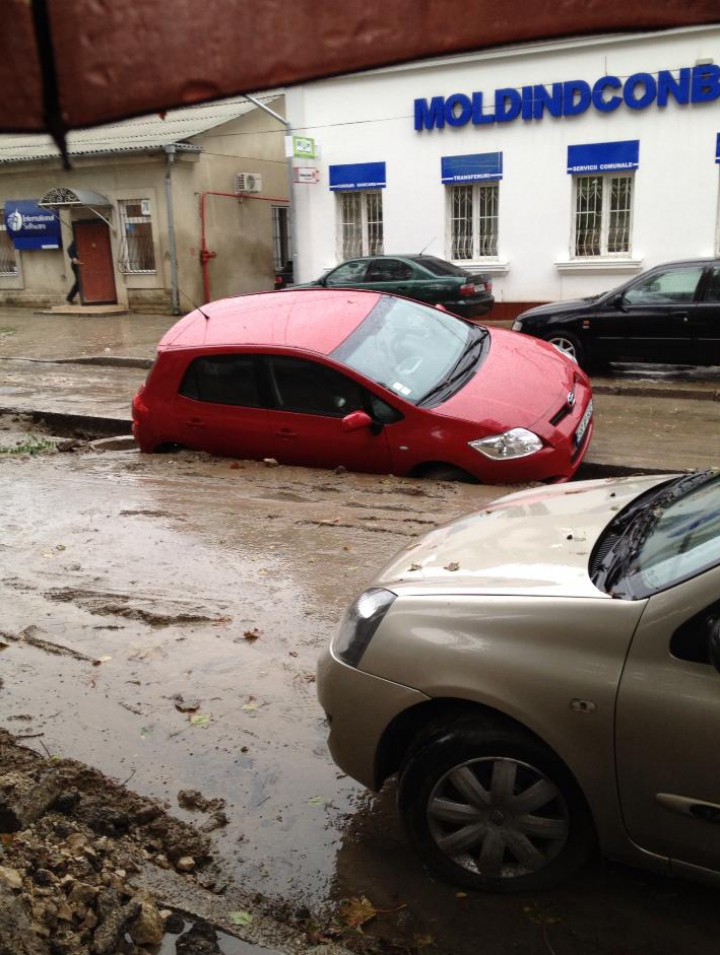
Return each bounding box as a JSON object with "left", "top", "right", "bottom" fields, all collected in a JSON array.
[{"left": 0, "top": 306, "right": 718, "bottom": 476}]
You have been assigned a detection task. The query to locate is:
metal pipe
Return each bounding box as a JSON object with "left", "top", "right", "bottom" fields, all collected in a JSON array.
[
  {"left": 243, "top": 94, "right": 296, "bottom": 283},
  {"left": 164, "top": 144, "right": 181, "bottom": 314},
  {"left": 199, "top": 190, "right": 289, "bottom": 303}
]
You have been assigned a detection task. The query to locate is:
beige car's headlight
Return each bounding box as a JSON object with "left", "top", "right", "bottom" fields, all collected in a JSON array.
[
  {"left": 334, "top": 588, "right": 396, "bottom": 667},
  {"left": 469, "top": 428, "right": 543, "bottom": 460}
]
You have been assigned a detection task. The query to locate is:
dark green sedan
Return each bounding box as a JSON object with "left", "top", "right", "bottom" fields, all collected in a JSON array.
[{"left": 294, "top": 255, "right": 494, "bottom": 320}]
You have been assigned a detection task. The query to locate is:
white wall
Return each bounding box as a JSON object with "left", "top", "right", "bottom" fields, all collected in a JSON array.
[{"left": 287, "top": 25, "right": 720, "bottom": 305}]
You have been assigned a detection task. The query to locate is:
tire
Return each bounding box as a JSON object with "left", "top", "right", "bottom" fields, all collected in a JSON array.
[
  {"left": 420, "top": 464, "right": 477, "bottom": 483},
  {"left": 397, "top": 717, "right": 595, "bottom": 893},
  {"left": 541, "top": 330, "right": 586, "bottom": 368}
]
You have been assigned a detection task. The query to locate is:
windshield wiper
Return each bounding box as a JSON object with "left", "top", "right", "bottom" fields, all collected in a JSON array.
[
  {"left": 417, "top": 329, "right": 488, "bottom": 406},
  {"left": 598, "top": 469, "right": 719, "bottom": 593}
]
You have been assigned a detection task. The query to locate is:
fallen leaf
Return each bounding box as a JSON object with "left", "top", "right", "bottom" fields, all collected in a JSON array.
[
  {"left": 340, "top": 896, "right": 377, "bottom": 929},
  {"left": 307, "top": 795, "right": 323, "bottom": 807},
  {"left": 228, "top": 911, "right": 253, "bottom": 926},
  {"left": 414, "top": 934, "right": 435, "bottom": 948},
  {"left": 408, "top": 563, "right": 422, "bottom": 571},
  {"left": 242, "top": 702, "right": 258, "bottom": 712},
  {"left": 174, "top": 698, "right": 200, "bottom": 713},
  {"left": 190, "top": 713, "right": 211, "bottom": 727},
  {"left": 444, "top": 562, "right": 460, "bottom": 571},
  {"left": 243, "top": 629, "right": 260, "bottom": 642},
  {"left": 455, "top": 892, "right": 467, "bottom": 898}
]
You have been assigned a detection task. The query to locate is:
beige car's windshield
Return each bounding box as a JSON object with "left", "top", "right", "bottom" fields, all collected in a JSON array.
[{"left": 594, "top": 471, "right": 720, "bottom": 597}]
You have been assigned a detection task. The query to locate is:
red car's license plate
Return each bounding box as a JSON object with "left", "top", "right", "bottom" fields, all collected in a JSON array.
[{"left": 575, "top": 400, "right": 593, "bottom": 446}]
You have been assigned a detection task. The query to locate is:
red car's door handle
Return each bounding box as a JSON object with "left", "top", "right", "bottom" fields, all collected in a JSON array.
[
  {"left": 185, "top": 417, "right": 205, "bottom": 428},
  {"left": 278, "top": 428, "right": 298, "bottom": 439}
]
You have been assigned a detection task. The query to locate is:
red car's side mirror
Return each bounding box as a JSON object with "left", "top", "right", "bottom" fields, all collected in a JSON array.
[{"left": 341, "top": 410, "right": 373, "bottom": 433}]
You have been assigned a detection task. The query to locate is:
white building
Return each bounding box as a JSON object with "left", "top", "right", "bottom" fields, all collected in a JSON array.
[{"left": 286, "top": 24, "right": 720, "bottom": 319}]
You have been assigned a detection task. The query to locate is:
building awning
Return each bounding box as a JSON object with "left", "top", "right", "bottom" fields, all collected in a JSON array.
[
  {"left": 442, "top": 152, "right": 503, "bottom": 183},
  {"left": 567, "top": 140, "right": 640, "bottom": 174},
  {"left": 38, "top": 187, "right": 112, "bottom": 208},
  {"left": 329, "top": 162, "right": 386, "bottom": 191}
]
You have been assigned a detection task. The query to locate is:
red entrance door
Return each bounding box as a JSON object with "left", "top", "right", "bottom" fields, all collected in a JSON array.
[{"left": 74, "top": 220, "right": 117, "bottom": 304}]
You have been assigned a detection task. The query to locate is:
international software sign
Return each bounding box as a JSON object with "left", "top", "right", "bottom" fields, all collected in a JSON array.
[{"left": 4, "top": 201, "right": 61, "bottom": 250}]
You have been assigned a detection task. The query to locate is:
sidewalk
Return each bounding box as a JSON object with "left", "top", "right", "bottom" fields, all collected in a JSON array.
[{"left": 0, "top": 306, "right": 718, "bottom": 476}]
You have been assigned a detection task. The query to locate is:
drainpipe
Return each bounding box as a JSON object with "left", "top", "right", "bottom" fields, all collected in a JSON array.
[
  {"left": 243, "top": 93, "right": 296, "bottom": 279},
  {"left": 164, "top": 144, "right": 181, "bottom": 315},
  {"left": 200, "top": 191, "right": 289, "bottom": 303}
]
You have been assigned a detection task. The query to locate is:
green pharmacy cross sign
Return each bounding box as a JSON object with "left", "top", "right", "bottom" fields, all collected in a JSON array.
[{"left": 293, "top": 135, "right": 316, "bottom": 158}]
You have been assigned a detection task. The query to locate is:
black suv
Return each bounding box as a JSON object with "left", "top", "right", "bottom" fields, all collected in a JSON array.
[{"left": 512, "top": 259, "right": 720, "bottom": 370}]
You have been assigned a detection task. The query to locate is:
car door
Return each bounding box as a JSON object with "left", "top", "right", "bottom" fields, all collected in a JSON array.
[
  {"left": 616, "top": 265, "right": 704, "bottom": 363},
  {"left": 173, "top": 353, "right": 271, "bottom": 458},
  {"left": 686, "top": 263, "right": 720, "bottom": 364},
  {"left": 615, "top": 564, "right": 720, "bottom": 874},
  {"left": 264, "top": 354, "right": 393, "bottom": 473},
  {"left": 362, "top": 258, "right": 416, "bottom": 298}
]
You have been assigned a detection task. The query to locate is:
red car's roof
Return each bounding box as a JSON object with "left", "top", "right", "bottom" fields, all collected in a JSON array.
[{"left": 158, "top": 289, "right": 382, "bottom": 355}]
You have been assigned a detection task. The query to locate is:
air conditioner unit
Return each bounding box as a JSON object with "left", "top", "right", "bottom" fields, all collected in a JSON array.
[{"left": 235, "top": 172, "right": 262, "bottom": 194}]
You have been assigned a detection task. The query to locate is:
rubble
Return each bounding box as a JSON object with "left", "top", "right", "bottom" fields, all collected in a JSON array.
[{"left": 0, "top": 730, "right": 216, "bottom": 954}]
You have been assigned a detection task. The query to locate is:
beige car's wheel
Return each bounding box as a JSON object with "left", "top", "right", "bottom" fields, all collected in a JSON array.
[{"left": 398, "top": 718, "right": 595, "bottom": 892}]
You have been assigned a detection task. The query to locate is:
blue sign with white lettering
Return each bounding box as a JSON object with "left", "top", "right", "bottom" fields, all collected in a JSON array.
[
  {"left": 4, "top": 200, "right": 61, "bottom": 250},
  {"left": 441, "top": 152, "right": 503, "bottom": 183},
  {"left": 329, "top": 162, "right": 386, "bottom": 191},
  {"left": 567, "top": 141, "right": 639, "bottom": 174},
  {"left": 415, "top": 64, "right": 720, "bottom": 131}
]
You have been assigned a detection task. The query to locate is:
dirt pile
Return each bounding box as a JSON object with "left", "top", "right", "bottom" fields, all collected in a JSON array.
[{"left": 0, "top": 730, "right": 215, "bottom": 954}]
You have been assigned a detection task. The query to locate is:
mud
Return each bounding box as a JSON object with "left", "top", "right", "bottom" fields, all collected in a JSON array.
[{"left": 3, "top": 414, "right": 720, "bottom": 955}]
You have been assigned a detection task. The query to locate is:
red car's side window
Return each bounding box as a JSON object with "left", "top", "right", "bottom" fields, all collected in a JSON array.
[
  {"left": 179, "top": 354, "right": 260, "bottom": 407},
  {"left": 267, "top": 356, "right": 365, "bottom": 417}
]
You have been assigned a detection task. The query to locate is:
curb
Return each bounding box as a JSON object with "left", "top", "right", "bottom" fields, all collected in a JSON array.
[
  {"left": 0, "top": 408, "right": 133, "bottom": 438},
  {"left": 2, "top": 406, "right": 680, "bottom": 479},
  {"left": 592, "top": 382, "right": 720, "bottom": 402},
  {"left": 0, "top": 356, "right": 153, "bottom": 370}
]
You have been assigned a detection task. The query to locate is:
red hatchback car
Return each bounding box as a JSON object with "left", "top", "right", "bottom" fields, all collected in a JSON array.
[{"left": 132, "top": 290, "right": 593, "bottom": 484}]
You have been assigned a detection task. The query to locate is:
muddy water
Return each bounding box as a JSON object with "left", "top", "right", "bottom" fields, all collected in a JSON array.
[
  {"left": 4, "top": 438, "right": 720, "bottom": 955},
  {"left": 0, "top": 439, "right": 498, "bottom": 908}
]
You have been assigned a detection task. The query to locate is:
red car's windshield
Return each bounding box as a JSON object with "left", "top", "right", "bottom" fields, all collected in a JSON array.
[{"left": 331, "top": 295, "right": 482, "bottom": 405}]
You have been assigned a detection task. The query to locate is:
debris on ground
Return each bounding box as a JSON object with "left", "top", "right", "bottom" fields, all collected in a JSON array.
[{"left": 0, "top": 729, "right": 215, "bottom": 954}]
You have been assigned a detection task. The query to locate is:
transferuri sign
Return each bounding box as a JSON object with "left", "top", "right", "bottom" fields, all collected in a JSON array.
[{"left": 414, "top": 65, "right": 720, "bottom": 130}]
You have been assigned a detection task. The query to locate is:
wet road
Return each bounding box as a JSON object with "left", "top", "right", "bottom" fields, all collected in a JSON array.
[{"left": 2, "top": 427, "right": 720, "bottom": 955}]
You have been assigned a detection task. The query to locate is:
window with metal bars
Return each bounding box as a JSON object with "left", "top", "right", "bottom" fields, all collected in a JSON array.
[
  {"left": 117, "top": 199, "right": 156, "bottom": 273},
  {"left": 448, "top": 183, "right": 498, "bottom": 260},
  {"left": 0, "top": 207, "right": 18, "bottom": 275},
  {"left": 271, "top": 205, "right": 292, "bottom": 270},
  {"left": 337, "top": 191, "right": 384, "bottom": 259},
  {"left": 574, "top": 174, "right": 633, "bottom": 257}
]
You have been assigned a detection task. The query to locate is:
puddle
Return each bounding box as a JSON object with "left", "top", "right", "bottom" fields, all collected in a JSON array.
[{"left": 158, "top": 918, "right": 279, "bottom": 955}]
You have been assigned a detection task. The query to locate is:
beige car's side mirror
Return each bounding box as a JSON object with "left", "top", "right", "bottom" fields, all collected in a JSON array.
[{"left": 707, "top": 619, "right": 720, "bottom": 675}]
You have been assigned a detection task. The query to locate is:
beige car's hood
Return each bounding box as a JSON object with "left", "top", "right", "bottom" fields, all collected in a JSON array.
[{"left": 375, "top": 475, "right": 673, "bottom": 600}]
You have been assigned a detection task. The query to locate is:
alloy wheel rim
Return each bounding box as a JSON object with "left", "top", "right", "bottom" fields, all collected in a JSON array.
[
  {"left": 549, "top": 336, "right": 577, "bottom": 359},
  {"left": 426, "top": 757, "right": 569, "bottom": 879}
]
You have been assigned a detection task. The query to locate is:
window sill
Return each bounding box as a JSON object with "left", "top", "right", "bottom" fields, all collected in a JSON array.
[
  {"left": 555, "top": 258, "right": 643, "bottom": 275},
  {"left": 453, "top": 260, "right": 509, "bottom": 276}
]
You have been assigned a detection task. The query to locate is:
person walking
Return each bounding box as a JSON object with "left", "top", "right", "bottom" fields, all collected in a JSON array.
[{"left": 66, "top": 239, "right": 83, "bottom": 305}]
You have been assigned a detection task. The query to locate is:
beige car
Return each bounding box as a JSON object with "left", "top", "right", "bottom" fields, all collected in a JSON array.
[{"left": 317, "top": 470, "right": 720, "bottom": 892}]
